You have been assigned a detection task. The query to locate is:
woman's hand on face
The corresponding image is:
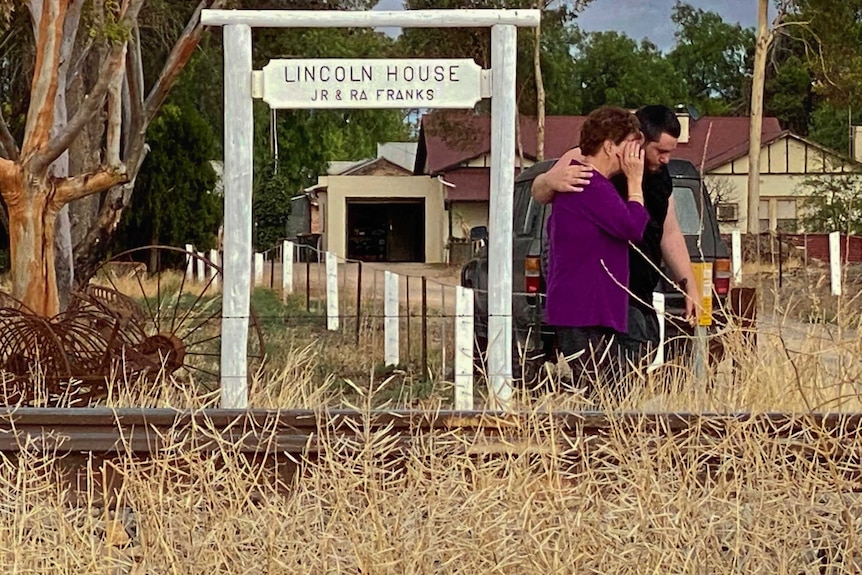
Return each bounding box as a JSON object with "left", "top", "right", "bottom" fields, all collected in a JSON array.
[{"left": 619, "top": 141, "right": 644, "bottom": 183}]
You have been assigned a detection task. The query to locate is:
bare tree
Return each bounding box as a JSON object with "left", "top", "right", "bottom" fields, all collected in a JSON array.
[
  {"left": 0, "top": 0, "right": 226, "bottom": 316},
  {"left": 704, "top": 175, "right": 736, "bottom": 207}
]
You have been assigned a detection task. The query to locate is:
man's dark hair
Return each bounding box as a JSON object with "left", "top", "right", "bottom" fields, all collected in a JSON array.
[
  {"left": 636, "top": 105, "right": 681, "bottom": 143},
  {"left": 579, "top": 106, "right": 641, "bottom": 156}
]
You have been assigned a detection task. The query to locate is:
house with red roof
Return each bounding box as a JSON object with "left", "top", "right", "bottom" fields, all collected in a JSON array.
[
  {"left": 415, "top": 111, "right": 861, "bottom": 245},
  {"left": 302, "top": 112, "right": 860, "bottom": 264}
]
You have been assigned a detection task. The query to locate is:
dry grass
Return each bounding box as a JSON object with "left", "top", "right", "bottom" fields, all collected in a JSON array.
[
  {"left": 1, "top": 265, "right": 862, "bottom": 572},
  {"left": 3, "top": 399, "right": 862, "bottom": 573}
]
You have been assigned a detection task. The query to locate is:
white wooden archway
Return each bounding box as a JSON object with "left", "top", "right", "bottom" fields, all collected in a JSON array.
[{"left": 201, "top": 9, "right": 540, "bottom": 409}]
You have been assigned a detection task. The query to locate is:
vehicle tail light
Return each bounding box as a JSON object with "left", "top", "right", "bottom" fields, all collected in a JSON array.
[
  {"left": 713, "top": 258, "right": 731, "bottom": 296},
  {"left": 525, "top": 255, "right": 541, "bottom": 294}
]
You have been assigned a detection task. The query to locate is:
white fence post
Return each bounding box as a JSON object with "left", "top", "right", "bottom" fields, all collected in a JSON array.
[
  {"left": 282, "top": 240, "right": 294, "bottom": 300},
  {"left": 254, "top": 252, "right": 265, "bottom": 286},
  {"left": 384, "top": 271, "right": 400, "bottom": 366},
  {"left": 326, "top": 251, "right": 339, "bottom": 331},
  {"left": 185, "top": 243, "right": 195, "bottom": 281},
  {"left": 454, "top": 286, "right": 474, "bottom": 411},
  {"left": 830, "top": 231, "right": 842, "bottom": 296},
  {"left": 208, "top": 249, "right": 220, "bottom": 289},
  {"left": 731, "top": 229, "right": 742, "bottom": 284},
  {"left": 196, "top": 251, "right": 206, "bottom": 283},
  {"left": 648, "top": 292, "right": 665, "bottom": 372}
]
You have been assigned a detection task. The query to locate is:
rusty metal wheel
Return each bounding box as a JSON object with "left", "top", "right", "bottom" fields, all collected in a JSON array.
[
  {"left": 0, "top": 305, "right": 74, "bottom": 403},
  {"left": 90, "top": 245, "right": 267, "bottom": 388}
]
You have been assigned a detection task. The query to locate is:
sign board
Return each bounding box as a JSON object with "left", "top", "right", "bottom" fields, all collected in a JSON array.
[
  {"left": 257, "top": 58, "right": 484, "bottom": 109},
  {"left": 691, "top": 262, "right": 714, "bottom": 327}
]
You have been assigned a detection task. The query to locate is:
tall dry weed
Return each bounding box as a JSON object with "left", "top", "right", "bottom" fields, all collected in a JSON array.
[{"left": 1, "top": 408, "right": 862, "bottom": 573}]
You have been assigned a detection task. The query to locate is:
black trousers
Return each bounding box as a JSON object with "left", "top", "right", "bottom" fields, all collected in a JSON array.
[
  {"left": 616, "top": 305, "right": 661, "bottom": 371},
  {"left": 555, "top": 325, "right": 623, "bottom": 393},
  {"left": 556, "top": 307, "right": 659, "bottom": 397}
]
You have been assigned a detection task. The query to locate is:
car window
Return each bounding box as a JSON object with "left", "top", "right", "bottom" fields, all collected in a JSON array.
[{"left": 672, "top": 186, "right": 702, "bottom": 236}]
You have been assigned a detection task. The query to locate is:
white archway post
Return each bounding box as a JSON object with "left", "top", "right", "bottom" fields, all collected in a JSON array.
[
  {"left": 487, "top": 24, "right": 516, "bottom": 409},
  {"left": 220, "top": 23, "right": 253, "bottom": 409},
  {"left": 204, "top": 9, "right": 539, "bottom": 409}
]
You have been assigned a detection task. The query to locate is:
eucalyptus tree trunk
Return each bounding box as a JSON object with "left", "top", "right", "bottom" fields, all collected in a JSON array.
[
  {"left": 0, "top": 0, "right": 137, "bottom": 316},
  {"left": 45, "top": 0, "right": 82, "bottom": 311},
  {"left": 73, "top": 0, "right": 229, "bottom": 284},
  {"left": 0, "top": 0, "right": 227, "bottom": 316},
  {"left": 747, "top": 0, "right": 769, "bottom": 235}
]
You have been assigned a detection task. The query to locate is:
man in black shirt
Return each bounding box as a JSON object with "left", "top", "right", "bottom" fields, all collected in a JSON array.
[{"left": 532, "top": 105, "right": 698, "bottom": 368}]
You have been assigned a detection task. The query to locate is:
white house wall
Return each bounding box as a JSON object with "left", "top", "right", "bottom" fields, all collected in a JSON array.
[
  {"left": 449, "top": 202, "right": 489, "bottom": 238},
  {"left": 320, "top": 175, "right": 445, "bottom": 262},
  {"left": 708, "top": 136, "right": 857, "bottom": 233}
]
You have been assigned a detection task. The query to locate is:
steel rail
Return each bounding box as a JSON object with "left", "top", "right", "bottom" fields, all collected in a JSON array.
[{"left": 0, "top": 408, "right": 861, "bottom": 455}]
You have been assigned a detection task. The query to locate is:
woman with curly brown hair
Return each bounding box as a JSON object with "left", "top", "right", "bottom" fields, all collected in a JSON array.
[{"left": 545, "top": 105, "right": 649, "bottom": 392}]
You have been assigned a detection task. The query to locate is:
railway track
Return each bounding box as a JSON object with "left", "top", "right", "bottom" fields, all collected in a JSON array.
[
  {"left": 1, "top": 408, "right": 861, "bottom": 506},
  {"left": 1, "top": 408, "right": 861, "bottom": 455}
]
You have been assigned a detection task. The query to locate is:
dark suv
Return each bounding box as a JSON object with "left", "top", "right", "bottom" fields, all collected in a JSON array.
[{"left": 460, "top": 158, "right": 732, "bottom": 378}]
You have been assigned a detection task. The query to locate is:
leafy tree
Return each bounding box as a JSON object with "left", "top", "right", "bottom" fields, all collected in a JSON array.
[
  {"left": 535, "top": 19, "right": 581, "bottom": 116},
  {"left": 118, "top": 103, "right": 221, "bottom": 254},
  {"left": 808, "top": 103, "right": 855, "bottom": 155},
  {"left": 785, "top": 0, "right": 862, "bottom": 108},
  {"left": 668, "top": 1, "right": 755, "bottom": 115},
  {"left": 764, "top": 52, "right": 814, "bottom": 136},
  {"left": 252, "top": 163, "right": 293, "bottom": 252},
  {"left": 569, "top": 30, "right": 687, "bottom": 113},
  {"left": 798, "top": 174, "right": 862, "bottom": 234}
]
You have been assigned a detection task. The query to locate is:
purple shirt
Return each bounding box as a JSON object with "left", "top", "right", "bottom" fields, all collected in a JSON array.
[{"left": 546, "top": 165, "right": 650, "bottom": 332}]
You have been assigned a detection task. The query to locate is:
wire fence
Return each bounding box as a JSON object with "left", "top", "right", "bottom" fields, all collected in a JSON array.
[
  {"left": 216, "top": 240, "right": 478, "bottom": 407},
  {"left": 172, "top": 230, "right": 862, "bottom": 409}
]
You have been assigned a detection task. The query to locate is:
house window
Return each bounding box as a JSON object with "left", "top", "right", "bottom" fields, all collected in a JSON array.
[
  {"left": 776, "top": 219, "right": 798, "bottom": 233},
  {"left": 776, "top": 199, "right": 797, "bottom": 232},
  {"left": 757, "top": 198, "right": 798, "bottom": 232},
  {"left": 716, "top": 203, "right": 739, "bottom": 222},
  {"left": 759, "top": 199, "right": 770, "bottom": 232}
]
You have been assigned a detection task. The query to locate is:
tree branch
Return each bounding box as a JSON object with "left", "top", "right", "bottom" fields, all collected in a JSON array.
[
  {"left": 54, "top": 165, "right": 128, "bottom": 204},
  {"left": 21, "top": 0, "right": 68, "bottom": 162},
  {"left": 30, "top": 0, "right": 145, "bottom": 175},
  {"left": 143, "top": 0, "right": 228, "bottom": 123},
  {"left": 122, "top": 23, "right": 144, "bottom": 155},
  {"left": 106, "top": 45, "right": 127, "bottom": 166}
]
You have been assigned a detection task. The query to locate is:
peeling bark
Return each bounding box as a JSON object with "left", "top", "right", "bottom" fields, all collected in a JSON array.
[
  {"left": 106, "top": 45, "right": 126, "bottom": 166},
  {"left": 0, "top": 162, "right": 58, "bottom": 316},
  {"left": 22, "top": 0, "right": 68, "bottom": 161},
  {"left": 50, "top": 0, "right": 84, "bottom": 311},
  {"left": 8, "top": 184, "right": 60, "bottom": 316}
]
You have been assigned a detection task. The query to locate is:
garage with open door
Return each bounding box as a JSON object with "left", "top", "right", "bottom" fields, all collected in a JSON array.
[{"left": 346, "top": 199, "right": 425, "bottom": 262}]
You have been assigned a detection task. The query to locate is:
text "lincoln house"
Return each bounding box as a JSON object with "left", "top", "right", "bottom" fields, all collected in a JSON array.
[{"left": 260, "top": 58, "right": 484, "bottom": 109}]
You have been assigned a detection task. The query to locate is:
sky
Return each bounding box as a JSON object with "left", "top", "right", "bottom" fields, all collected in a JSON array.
[{"left": 372, "top": 0, "right": 765, "bottom": 53}]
